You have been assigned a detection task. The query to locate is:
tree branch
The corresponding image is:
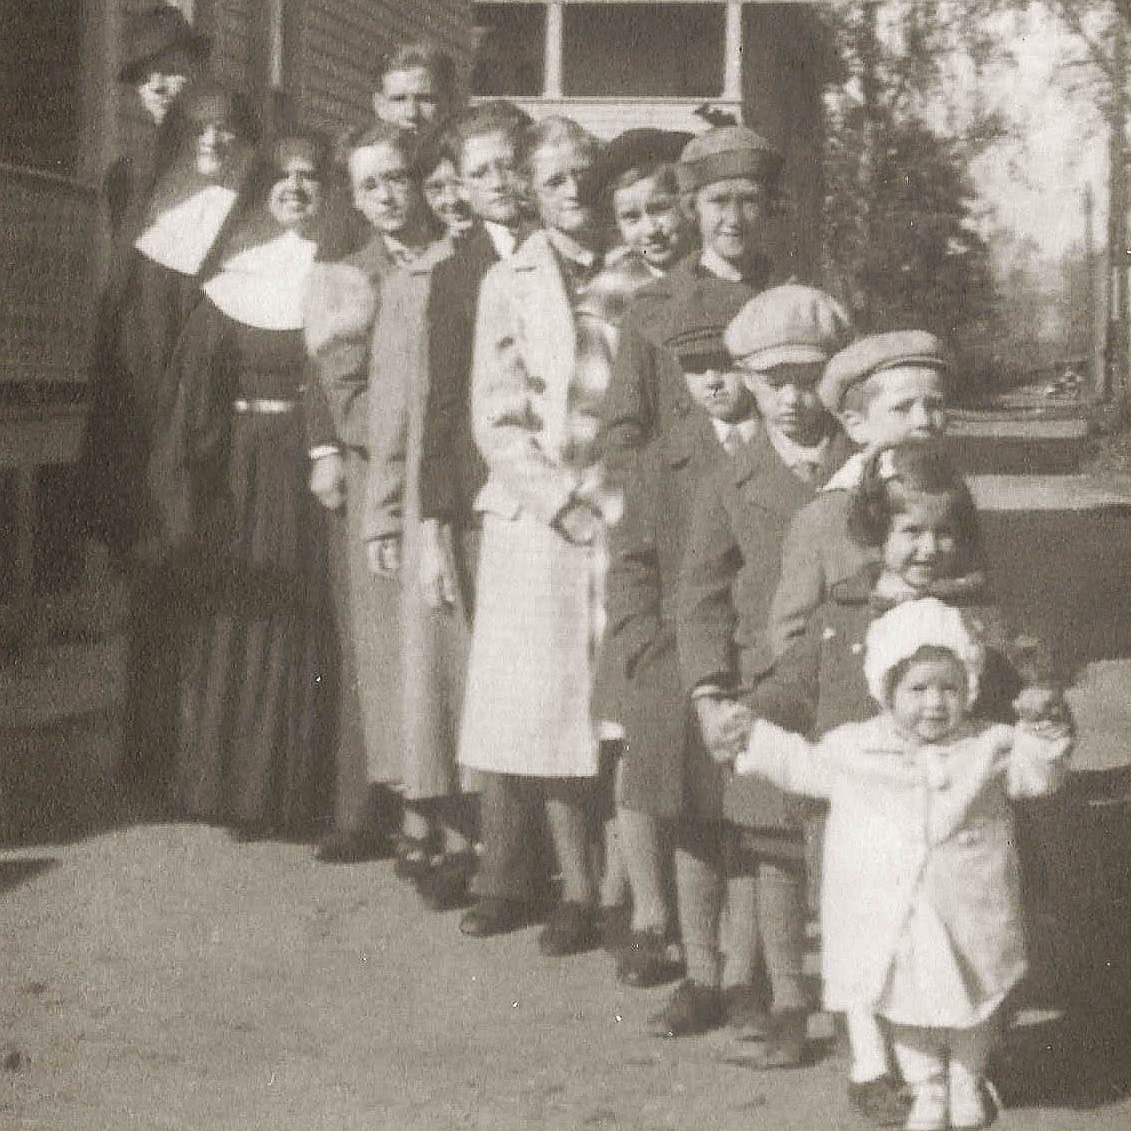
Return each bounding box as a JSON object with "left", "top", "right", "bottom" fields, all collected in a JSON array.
[{"left": 1050, "top": 0, "right": 1117, "bottom": 83}]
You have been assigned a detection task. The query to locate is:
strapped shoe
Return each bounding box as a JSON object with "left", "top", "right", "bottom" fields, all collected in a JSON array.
[
  {"left": 847, "top": 1073, "right": 912, "bottom": 1127},
  {"left": 905, "top": 1079, "right": 948, "bottom": 1131},
  {"left": 616, "top": 927, "right": 682, "bottom": 988},
  {"left": 458, "top": 897, "right": 532, "bottom": 938},
  {"left": 648, "top": 980, "right": 724, "bottom": 1038},
  {"left": 537, "top": 901, "right": 600, "bottom": 957},
  {"left": 748, "top": 1007, "right": 808, "bottom": 1069},
  {"left": 723, "top": 983, "right": 772, "bottom": 1042}
]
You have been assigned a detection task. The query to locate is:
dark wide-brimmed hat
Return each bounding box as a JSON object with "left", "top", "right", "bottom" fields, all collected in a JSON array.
[
  {"left": 588, "top": 128, "right": 693, "bottom": 200},
  {"left": 118, "top": 6, "right": 211, "bottom": 84}
]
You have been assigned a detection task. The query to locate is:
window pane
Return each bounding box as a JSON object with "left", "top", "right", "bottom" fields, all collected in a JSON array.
[
  {"left": 0, "top": 0, "right": 82, "bottom": 174},
  {"left": 472, "top": 3, "right": 546, "bottom": 97},
  {"left": 563, "top": 3, "right": 724, "bottom": 98}
]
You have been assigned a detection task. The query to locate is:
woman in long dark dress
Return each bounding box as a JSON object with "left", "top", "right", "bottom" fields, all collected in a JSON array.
[
  {"left": 152, "top": 134, "right": 333, "bottom": 837},
  {"left": 84, "top": 83, "right": 257, "bottom": 810}
]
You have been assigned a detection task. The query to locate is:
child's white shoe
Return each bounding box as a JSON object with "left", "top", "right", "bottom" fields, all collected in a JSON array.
[
  {"left": 949, "top": 1070, "right": 998, "bottom": 1130},
  {"left": 904, "top": 1079, "right": 948, "bottom": 1131}
]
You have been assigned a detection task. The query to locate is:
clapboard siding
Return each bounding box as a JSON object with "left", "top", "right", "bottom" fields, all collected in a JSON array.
[
  {"left": 210, "top": 0, "right": 255, "bottom": 85},
  {"left": 0, "top": 166, "right": 97, "bottom": 387},
  {"left": 295, "top": 0, "right": 474, "bottom": 134}
]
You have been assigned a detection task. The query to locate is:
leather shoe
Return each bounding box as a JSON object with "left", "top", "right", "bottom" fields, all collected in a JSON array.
[
  {"left": 749, "top": 1007, "right": 808, "bottom": 1068},
  {"left": 537, "top": 901, "right": 600, "bottom": 957},
  {"left": 314, "top": 829, "right": 392, "bottom": 864},
  {"left": 417, "top": 851, "right": 475, "bottom": 912},
  {"left": 459, "top": 897, "right": 530, "bottom": 938},
  {"left": 723, "top": 983, "right": 771, "bottom": 1041},
  {"left": 649, "top": 980, "right": 723, "bottom": 1038},
  {"left": 848, "top": 1073, "right": 912, "bottom": 1127},
  {"left": 616, "top": 927, "right": 682, "bottom": 987}
]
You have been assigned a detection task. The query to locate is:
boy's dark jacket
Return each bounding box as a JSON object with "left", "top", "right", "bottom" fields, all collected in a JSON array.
[{"left": 598, "top": 406, "right": 729, "bottom": 815}]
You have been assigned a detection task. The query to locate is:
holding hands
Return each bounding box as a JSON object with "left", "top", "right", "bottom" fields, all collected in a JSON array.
[
  {"left": 418, "top": 519, "right": 459, "bottom": 608},
  {"left": 695, "top": 694, "right": 754, "bottom": 765},
  {"left": 309, "top": 451, "right": 346, "bottom": 511},
  {"left": 1013, "top": 685, "right": 1071, "bottom": 733},
  {"left": 367, "top": 535, "right": 402, "bottom": 577}
]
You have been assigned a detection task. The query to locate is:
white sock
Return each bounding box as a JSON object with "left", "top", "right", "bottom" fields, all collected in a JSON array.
[{"left": 846, "top": 1008, "right": 889, "bottom": 1083}]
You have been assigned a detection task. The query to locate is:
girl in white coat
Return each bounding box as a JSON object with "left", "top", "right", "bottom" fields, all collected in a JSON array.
[{"left": 725, "top": 598, "right": 1072, "bottom": 1131}]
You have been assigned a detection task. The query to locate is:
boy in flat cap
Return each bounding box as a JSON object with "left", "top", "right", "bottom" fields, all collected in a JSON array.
[
  {"left": 600, "top": 318, "right": 753, "bottom": 990},
  {"left": 660, "top": 285, "right": 852, "bottom": 1054},
  {"left": 599, "top": 126, "right": 784, "bottom": 479},
  {"left": 767, "top": 329, "right": 951, "bottom": 657}
]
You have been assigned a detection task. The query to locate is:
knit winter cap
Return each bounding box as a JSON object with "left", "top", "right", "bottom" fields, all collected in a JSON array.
[
  {"left": 676, "top": 126, "right": 783, "bottom": 195},
  {"left": 864, "top": 597, "right": 985, "bottom": 708},
  {"left": 724, "top": 284, "right": 854, "bottom": 370},
  {"left": 818, "top": 329, "right": 949, "bottom": 413}
]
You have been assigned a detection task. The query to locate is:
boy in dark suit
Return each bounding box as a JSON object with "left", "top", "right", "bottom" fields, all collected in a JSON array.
[{"left": 667, "top": 286, "right": 853, "bottom": 1059}]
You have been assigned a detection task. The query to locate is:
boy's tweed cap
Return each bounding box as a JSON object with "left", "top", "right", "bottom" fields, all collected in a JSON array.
[
  {"left": 677, "top": 126, "right": 782, "bottom": 194},
  {"left": 724, "top": 285, "right": 853, "bottom": 370},
  {"left": 864, "top": 597, "right": 984, "bottom": 709},
  {"left": 818, "top": 329, "right": 949, "bottom": 412},
  {"left": 667, "top": 323, "right": 730, "bottom": 373},
  {"left": 661, "top": 285, "right": 752, "bottom": 372}
]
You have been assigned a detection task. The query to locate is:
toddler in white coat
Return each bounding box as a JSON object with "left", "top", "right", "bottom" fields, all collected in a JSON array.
[{"left": 724, "top": 598, "right": 1072, "bottom": 1131}]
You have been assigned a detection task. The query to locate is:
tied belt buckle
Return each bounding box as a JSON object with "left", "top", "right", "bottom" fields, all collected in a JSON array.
[{"left": 233, "top": 397, "right": 297, "bottom": 415}]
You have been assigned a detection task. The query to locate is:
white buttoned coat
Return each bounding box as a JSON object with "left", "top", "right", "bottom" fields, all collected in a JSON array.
[{"left": 737, "top": 715, "right": 1072, "bottom": 1023}]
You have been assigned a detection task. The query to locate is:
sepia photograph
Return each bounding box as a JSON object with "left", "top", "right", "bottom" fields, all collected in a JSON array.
[{"left": 0, "top": 1, "right": 1129, "bottom": 1128}]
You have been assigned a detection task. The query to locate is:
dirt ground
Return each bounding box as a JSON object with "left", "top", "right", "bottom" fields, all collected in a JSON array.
[{"left": 2, "top": 811, "right": 1129, "bottom": 1131}]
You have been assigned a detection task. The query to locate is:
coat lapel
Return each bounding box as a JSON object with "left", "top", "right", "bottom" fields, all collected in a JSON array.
[
  {"left": 509, "top": 231, "right": 577, "bottom": 454},
  {"left": 731, "top": 428, "right": 818, "bottom": 516},
  {"left": 662, "top": 406, "right": 721, "bottom": 471}
]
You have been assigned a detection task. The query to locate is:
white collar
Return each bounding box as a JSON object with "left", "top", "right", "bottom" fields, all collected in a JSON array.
[
  {"left": 484, "top": 221, "right": 518, "bottom": 260},
  {"left": 203, "top": 229, "right": 317, "bottom": 331},
  {"left": 547, "top": 228, "right": 599, "bottom": 269},
  {"left": 382, "top": 232, "right": 429, "bottom": 266},
  {"left": 710, "top": 415, "right": 759, "bottom": 446},
  {"left": 700, "top": 247, "right": 745, "bottom": 283},
  {"left": 821, "top": 448, "right": 868, "bottom": 492},
  {"left": 765, "top": 425, "right": 830, "bottom": 474},
  {"left": 134, "top": 182, "right": 240, "bottom": 276}
]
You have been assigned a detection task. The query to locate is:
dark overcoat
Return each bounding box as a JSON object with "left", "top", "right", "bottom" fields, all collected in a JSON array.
[
  {"left": 677, "top": 425, "right": 853, "bottom": 834},
  {"left": 418, "top": 224, "right": 500, "bottom": 530},
  {"left": 601, "top": 401, "right": 730, "bottom": 817},
  {"left": 599, "top": 253, "right": 769, "bottom": 479}
]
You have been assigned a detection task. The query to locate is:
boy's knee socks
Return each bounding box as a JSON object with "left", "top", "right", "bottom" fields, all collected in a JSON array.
[{"left": 757, "top": 859, "right": 807, "bottom": 1011}]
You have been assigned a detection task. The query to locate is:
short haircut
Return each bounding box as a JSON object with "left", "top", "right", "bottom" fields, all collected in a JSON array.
[
  {"left": 608, "top": 161, "right": 679, "bottom": 201},
  {"left": 848, "top": 439, "right": 981, "bottom": 574},
  {"left": 450, "top": 100, "right": 532, "bottom": 159},
  {"left": 517, "top": 115, "right": 600, "bottom": 179},
  {"left": 840, "top": 363, "right": 949, "bottom": 415},
  {"left": 413, "top": 123, "right": 461, "bottom": 179},
  {"left": 380, "top": 40, "right": 456, "bottom": 100}
]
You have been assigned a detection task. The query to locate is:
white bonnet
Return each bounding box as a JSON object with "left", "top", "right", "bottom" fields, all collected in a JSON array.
[{"left": 864, "top": 597, "right": 985, "bottom": 707}]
